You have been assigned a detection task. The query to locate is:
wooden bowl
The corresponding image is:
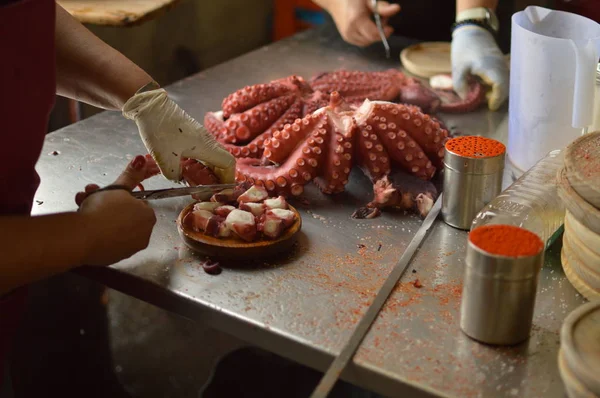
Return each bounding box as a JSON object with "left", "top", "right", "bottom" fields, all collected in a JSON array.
[
  {"left": 400, "top": 42, "right": 452, "bottom": 78},
  {"left": 557, "top": 348, "right": 597, "bottom": 398},
  {"left": 557, "top": 167, "right": 600, "bottom": 235},
  {"left": 176, "top": 202, "right": 302, "bottom": 259},
  {"left": 564, "top": 131, "right": 600, "bottom": 209},
  {"left": 561, "top": 247, "right": 600, "bottom": 302}
]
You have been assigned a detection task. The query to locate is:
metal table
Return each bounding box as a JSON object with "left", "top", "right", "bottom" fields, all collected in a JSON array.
[{"left": 34, "top": 26, "right": 586, "bottom": 398}]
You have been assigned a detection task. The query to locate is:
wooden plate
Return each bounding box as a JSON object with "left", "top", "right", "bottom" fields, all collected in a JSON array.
[
  {"left": 564, "top": 131, "right": 600, "bottom": 209},
  {"left": 557, "top": 167, "right": 600, "bottom": 235},
  {"left": 400, "top": 41, "right": 511, "bottom": 79},
  {"left": 561, "top": 247, "right": 600, "bottom": 302},
  {"left": 176, "top": 202, "right": 302, "bottom": 259},
  {"left": 400, "top": 42, "right": 452, "bottom": 78}
]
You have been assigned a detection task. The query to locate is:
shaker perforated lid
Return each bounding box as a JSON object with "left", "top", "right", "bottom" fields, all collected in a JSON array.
[
  {"left": 564, "top": 131, "right": 600, "bottom": 209},
  {"left": 560, "top": 301, "right": 600, "bottom": 395},
  {"left": 444, "top": 136, "right": 506, "bottom": 174}
]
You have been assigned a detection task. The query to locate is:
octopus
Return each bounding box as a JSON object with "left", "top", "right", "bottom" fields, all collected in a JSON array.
[
  {"left": 233, "top": 92, "right": 446, "bottom": 217},
  {"left": 203, "top": 69, "right": 481, "bottom": 160}
]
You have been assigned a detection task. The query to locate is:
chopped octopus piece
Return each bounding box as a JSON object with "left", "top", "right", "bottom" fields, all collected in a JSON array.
[
  {"left": 211, "top": 188, "right": 241, "bottom": 203},
  {"left": 218, "top": 223, "right": 233, "bottom": 238},
  {"left": 263, "top": 196, "right": 288, "bottom": 210},
  {"left": 237, "top": 185, "right": 269, "bottom": 203},
  {"left": 261, "top": 215, "right": 286, "bottom": 240},
  {"left": 239, "top": 202, "right": 266, "bottom": 217},
  {"left": 266, "top": 208, "right": 296, "bottom": 228},
  {"left": 224, "top": 209, "right": 257, "bottom": 242},
  {"left": 214, "top": 205, "right": 236, "bottom": 217},
  {"left": 205, "top": 215, "right": 225, "bottom": 237},
  {"left": 188, "top": 209, "right": 214, "bottom": 232},
  {"left": 193, "top": 202, "right": 223, "bottom": 213}
]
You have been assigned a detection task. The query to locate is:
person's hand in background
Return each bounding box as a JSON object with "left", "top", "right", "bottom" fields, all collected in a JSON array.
[
  {"left": 315, "top": 0, "right": 400, "bottom": 47},
  {"left": 451, "top": 25, "right": 510, "bottom": 111}
]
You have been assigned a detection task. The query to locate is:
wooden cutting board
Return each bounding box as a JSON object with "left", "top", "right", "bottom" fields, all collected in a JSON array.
[
  {"left": 400, "top": 41, "right": 512, "bottom": 79},
  {"left": 57, "top": 0, "right": 181, "bottom": 26}
]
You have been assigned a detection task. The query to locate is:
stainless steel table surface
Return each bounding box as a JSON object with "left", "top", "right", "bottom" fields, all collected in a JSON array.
[{"left": 34, "top": 26, "right": 586, "bottom": 398}]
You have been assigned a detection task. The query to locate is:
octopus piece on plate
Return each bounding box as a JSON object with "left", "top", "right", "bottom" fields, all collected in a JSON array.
[
  {"left": 214, "top": 205, "right": 236, "bottom": 217},
  {"left": 239, "top": 202, "right": 266, "bottom": 217},
  {"left": 185, "top": 183, "right": 299, "bottom": 241},
  {"left": 224, "top": 209, "right": 258, "bottom": 242},
  {"left": 237, "top": 185, "right": 269, "bottom": 203},
  {"left": 264, "top": 196, "right": 288, "bottom": 210}
]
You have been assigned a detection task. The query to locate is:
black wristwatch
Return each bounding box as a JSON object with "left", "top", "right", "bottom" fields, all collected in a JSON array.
[{"left": 452, "top": 7, "right": 500, "bottom": 36}]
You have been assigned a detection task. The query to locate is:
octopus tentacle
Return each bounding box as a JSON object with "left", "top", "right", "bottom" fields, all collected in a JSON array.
[
  {"left": 310, "top": 69, "right": 404, "bottom": 102},
  {"left": 204, "top": 111, "right": 225, "bottom": 138},
  {"left": 235, "top": 129, "right": 327, "bottom": 197},
  {"left": 355, "top": 125, "right": 391, "bottom": 182},
  {"left": 222, "top": 82, "right": 294, "bottom": 119},
  {"left": 224, "top": 98, "right": 306, "bottom": 159},
  {"left": 219, "top": 93, "right": 297, "bottom": 143},
  {"left": 370, "top": 102, "right": 449, "bottom": 169},
  {"left": 313, "top": 114, "right": 355, "bottom": 194},
  {"left": 262, "top": 112, "right": 329, "bottom": 165},
  {"left": 437, "top": 81, "right": 485, "bottom": 113}
]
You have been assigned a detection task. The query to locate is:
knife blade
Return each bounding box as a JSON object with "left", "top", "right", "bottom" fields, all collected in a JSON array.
[
  {"left": 85, "top": 183, "right": 236, "bottom": 201},
  {"left": 131, "top": 184, "right": 236, "bottom": 200}
]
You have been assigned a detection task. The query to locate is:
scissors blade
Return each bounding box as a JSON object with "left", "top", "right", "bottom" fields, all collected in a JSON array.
[
  {"left": 371, "top": 0, "right": 391, "bottom": 58},
  {"left": 131, "top": 184, "right": 236, "bottom": 201}
]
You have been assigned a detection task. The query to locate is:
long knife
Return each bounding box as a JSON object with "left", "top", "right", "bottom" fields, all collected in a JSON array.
[{"left": 309, "top": 194, "right": 443, "bottom": 398}]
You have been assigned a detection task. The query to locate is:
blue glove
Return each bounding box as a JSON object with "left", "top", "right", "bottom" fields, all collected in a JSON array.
[{"left": 451, "top": 25, "right": 510, "bottom": 111}]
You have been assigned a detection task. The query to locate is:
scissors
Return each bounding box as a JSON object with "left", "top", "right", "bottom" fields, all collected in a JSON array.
[
  {"left": 371, "top": 0, "right": 391, "bottom": 59},
  {"left": 87, "top": 183, "right": 236, "bottom": 201}
]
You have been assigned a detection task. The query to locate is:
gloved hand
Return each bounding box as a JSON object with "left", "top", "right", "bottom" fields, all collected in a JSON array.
[
  {"left": 122, "top": 88, "right": 236, "bottom": 183},
  {"left": 451, "top": 25, "right": 510, "bottom": 111}
]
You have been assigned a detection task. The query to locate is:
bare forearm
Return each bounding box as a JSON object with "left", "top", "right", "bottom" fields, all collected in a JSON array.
[
  {"left": 0, "top": 212, "right": 91, "bottom": 295},
  {"left": 457, "top": 0, "right": 498, "bottom": 13},
  {"left": 311, "top": 0, "right": 335, "bottom": 12},
  {"left": 54, "top": 3, "right": 153, "bottom": 110}
]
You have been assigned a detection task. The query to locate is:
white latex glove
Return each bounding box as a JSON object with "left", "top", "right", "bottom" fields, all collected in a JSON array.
[
  {"left": 122, "top": 89, "right": 236, "bottom": 183},
  {"left": 451, "top": 25, "right": 510, "bottom": 111}
]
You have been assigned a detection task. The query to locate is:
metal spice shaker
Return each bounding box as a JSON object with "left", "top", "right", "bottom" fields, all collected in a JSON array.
[
  {"left": 442, "top": 136, "right": 506, "bottom": 230},
  {"left": 460, "top": 225, "right": 545, "bottom": 345}
]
